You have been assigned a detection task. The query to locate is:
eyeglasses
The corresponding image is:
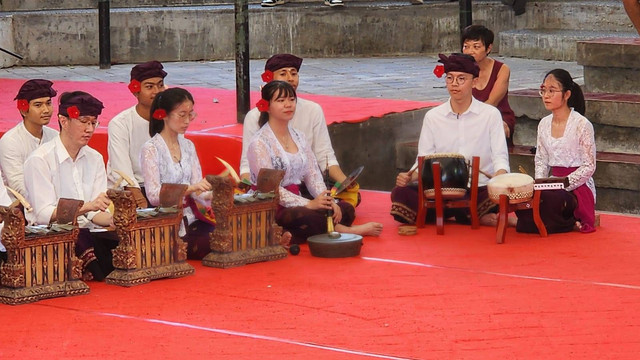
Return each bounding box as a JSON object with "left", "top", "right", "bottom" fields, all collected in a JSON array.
[
  {"left": 74, "top": 116, "right": 99, "bottom": 129},
  {"left": 445, "top": 75, "right": 468, "bottom": 85},
  {"left": 170, "top": 111, "right": 198, "bottom": 122},
  {"left": 538, "top": 88, "right": 563, "bottom": 97}
]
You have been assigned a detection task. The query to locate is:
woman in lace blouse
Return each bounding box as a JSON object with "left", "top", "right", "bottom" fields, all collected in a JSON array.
[
  {"left": 140, "top": 88, "right": 214, "bottom": 259},
  {"left": 247, "top": 81, "right": 383, "bottom": 244},
  {"left": 517, "top": 69, "right": 596, "bottom": 233}
]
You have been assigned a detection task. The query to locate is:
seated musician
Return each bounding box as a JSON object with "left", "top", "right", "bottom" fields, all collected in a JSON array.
[
  {"left": 0, "top": 79, "right": 59, "bottom": 199},
  {"left": 240, "top": 54, "right": 361, "bottom": 208},
  {"left": 0, "top": 169, "right": 13, "bottom": 264},
  {"left": 23, "top": 91, "right": 117, "bottom": 281},
  {"left": 106, "top": 60, "right": 168, "bottom": 193},
  {"left": 139, "top": 87, "right": 214, "bottom": 260},
  {"left": 461, "top": 25, "right": 516, "bottom": 146},
  {"left": 516, "top": 69, "right": 596, "bottom": 234},
  {"left": 391, "top": 53, "right": 510, "bottom": 226},
  {"left": 247, "top": 81, "right": 383, "bottom": 244}
]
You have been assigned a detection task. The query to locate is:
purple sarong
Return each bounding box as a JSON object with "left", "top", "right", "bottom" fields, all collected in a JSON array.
[{"left": 552, "top": 166, "right": 596, "bottom": 233}]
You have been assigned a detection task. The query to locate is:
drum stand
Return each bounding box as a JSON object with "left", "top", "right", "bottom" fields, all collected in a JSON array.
[{"left": 496, "top": 190, "right": 547, "bottom": 244}]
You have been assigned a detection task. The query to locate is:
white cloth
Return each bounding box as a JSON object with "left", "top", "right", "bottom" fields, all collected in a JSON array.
[
  {"left": 106, "top": 106, "right": 150, "bottom": 188},
  {"left": 240, "top": 97, "right": 338, "bottom": 176},
  {"left": 0, "top": 122, "right": 58, "bottom": 198},
  {"left": 416, "top": 97, "right": 510, "bottom": 186},
  {"left": 139, "top": 134, "right": 208, "bottom": 233},
  {"left": 247, "top": 122, "right": 326, "bottom": 208},
  {"left": 0, "top": 169, "right": 13, "bottom": 252},
  {"left": 535, "top": 109, "right": 596, "bottom": 199},
  {"left": 23, "top": 136, "right": 108, "bottom": 229}
]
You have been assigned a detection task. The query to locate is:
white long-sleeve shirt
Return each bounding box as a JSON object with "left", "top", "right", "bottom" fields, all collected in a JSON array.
[
  {"left": 0, "top": 121, "right": 58, "bottom": 199},
  {"left": 240, "top": 97, "right": 338, "bottom": 176},
  {"left": 416, "top": 97, "right": 510, "bottom": 186},
  {"left": 535, "top": 109, "right": 596, "bottom": 199},
  {"left": 106, "top": 106, "right": 150, "bottom": 188},
  {"left": 24, "top": 136, "right": 108, "bottom": 229},
  {"left": 0, "top": 169, "right": 14, "bottom": 252}
]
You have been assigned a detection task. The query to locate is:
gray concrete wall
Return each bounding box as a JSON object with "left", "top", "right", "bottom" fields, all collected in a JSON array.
[
  {"left": 0, "top": 15, "right": 18, "bottom": 68},
  {"left": 2, "top": 2, "right": 512, "bottom": 67}
]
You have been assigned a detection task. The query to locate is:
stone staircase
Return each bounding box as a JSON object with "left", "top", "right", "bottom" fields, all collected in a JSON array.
[
  {"left": 508, "top": 38, "right": 640, "bottom": 214},
  {"left": 498, "top": 0, "right": 637, "bottom": 61}
]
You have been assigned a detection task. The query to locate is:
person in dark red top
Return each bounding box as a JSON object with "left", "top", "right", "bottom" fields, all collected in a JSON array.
[{"left": 462, "top": 24, "right": 516, "bottom": 147}]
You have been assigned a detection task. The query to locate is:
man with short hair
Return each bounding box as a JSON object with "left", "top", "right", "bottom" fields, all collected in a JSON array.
[
  {"left": 240, "top": 54, "right": 349, "bottom": 185},
  {"left": 0, "top": 79, "right": 59, "bottom": 199},
  {"left": 391, "top": 53, "right": 510, "bottom": 226},
  {"left": 106, "top": 60, "right": 167, "bottom": 190},
  {"left": 24, "top": 91, "right": 115, "bottom": 281}
]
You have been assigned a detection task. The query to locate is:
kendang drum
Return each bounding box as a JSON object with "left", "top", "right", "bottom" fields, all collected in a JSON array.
[
  {"left": 422, "top": 153, "right": 469, "bottom": 199},
  {"left": 487, "top": 173, "right": 534, "bottom": 204}
]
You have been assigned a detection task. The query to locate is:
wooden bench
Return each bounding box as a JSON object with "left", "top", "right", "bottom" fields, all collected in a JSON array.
[
  {"left": 105, "top": 184, "right": 194, "bottom": 287},
  {"left": 0, "top": 199, "right": 88, "bottom": 305}
]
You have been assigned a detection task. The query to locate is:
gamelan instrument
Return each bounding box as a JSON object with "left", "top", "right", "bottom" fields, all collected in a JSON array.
[
  {"left": 421, "top": 153, "right": 469, "bottom": 199},
  {"left": 487, "top": 173, "right": 535, "bottom": 204}
]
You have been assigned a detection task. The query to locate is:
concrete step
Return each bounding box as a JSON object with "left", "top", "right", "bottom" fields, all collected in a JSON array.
[
  {"left": 577, "top": 38, "right": 640, "bottom": 95},
  {"left": 518, "top": 1, "right": 632, "bottom": 32},
  {"left": 509, "top": 89, "right": 640, "bottom": 154},
  {"left": 498, "top": 29, "right": 636, "bottom": 61}
]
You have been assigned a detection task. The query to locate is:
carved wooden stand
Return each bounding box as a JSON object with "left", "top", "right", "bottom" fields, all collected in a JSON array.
[
  {"left": 202, "top": 175, "right": 287, "bottom": 269},
  {"left": 0, "top": 200, "right": 88, "bottom": 305},
  {"left": 106, "top": 185, "right": 194, "bottom": 287}
]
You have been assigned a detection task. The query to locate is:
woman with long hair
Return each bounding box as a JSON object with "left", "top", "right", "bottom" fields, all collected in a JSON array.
[
  {"left": 517, "top": 69, "right": 596, "bottom": 233},
  {"left": 247, "top": 81, "right": 382, "bottom": 244},
  {"left": 140, "top": 87, "right": 214, "bottom": 258}
]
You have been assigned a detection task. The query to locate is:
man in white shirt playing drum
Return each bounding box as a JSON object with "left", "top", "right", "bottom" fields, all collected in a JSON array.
[
  {"left": 0, "top": 79, "right": 59, "bottom": 199},
  {"left": 240, "top": 54, "right": 364, "bottom": 208},
  {"left": 24, "top": 91, "right": 116, "bottom": 281},
  {"left": 106, "top": 60, "right": 167, "bottom": 193},
  {"left": 391, "top": 53, "right": 510, "bottom": 226}
]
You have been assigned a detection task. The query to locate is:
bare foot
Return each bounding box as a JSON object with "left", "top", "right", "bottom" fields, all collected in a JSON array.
[
  {"left": 508, "top": 216, "right": 518, "bottom": 227},
  {"left": 338, "top": 222, "right": 383, "bottom": 237},
  {"left": 480, "top": 213, "right": 498, "bottom": 227},
  {"left": 279, "top": 231, "right": 292, "bottom": 246},
  {"left": 574, "top": 221, "right": 582, "bottom": 232}
]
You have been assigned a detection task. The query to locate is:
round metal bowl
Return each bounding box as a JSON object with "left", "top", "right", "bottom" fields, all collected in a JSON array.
[{"left": 307, "top": 233, "right": 363, "bottom": 258}]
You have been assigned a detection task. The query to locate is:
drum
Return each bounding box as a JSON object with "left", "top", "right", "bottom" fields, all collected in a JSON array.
[
  {"left": 487, "top": 173, "right": 535, "bottom": 204},
  {"left": 421, "top": 153, "right": 469, "bottom": 199}
]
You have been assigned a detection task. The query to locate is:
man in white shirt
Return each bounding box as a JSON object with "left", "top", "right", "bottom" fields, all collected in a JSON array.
[
  {"left": 106, "top": 60, "right": 167, "bottom": 192},
  {"left": 0, "top": 170, "right": 13, "bottom": 264},
  {"left": 24, "top": 91, "right": 115, "bottom": 281},
  {"left": 391, "top": 53, "right": 510, "bottom": 226},
  {"left": 0, "top": 79, "right": 59, "bottom": 199},
  {"left": 240, "top": 54, "right": 360, "bottom": 205}
]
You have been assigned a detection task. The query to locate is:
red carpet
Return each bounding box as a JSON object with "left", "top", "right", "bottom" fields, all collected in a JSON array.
[
  {"left": 2, "top": 190, "right": 640, "bottom": 359},
  {"left": 0, "top": 78, "right": 438, "bottom": 175}
]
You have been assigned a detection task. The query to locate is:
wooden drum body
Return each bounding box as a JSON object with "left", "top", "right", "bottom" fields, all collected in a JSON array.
[
  {"left": 422, "top": 153, "right": 469, "bottom": 199},
  {"left": 202, "top": 174, "right": 287, "bottom": 269},
  {"left": 0, "top": 201, "right": 89, "bottom": 305},
  {"left": 488, "top": 173, "right": 535, "bottom": 204}
]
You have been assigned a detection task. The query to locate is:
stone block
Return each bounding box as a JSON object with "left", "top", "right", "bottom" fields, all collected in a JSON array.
[{"left": 0, "top": 16, "right": 19, "bottom": 69}]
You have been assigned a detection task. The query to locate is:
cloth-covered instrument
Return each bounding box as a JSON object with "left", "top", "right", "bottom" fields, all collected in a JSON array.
[{"left": 421, "top": 153, "right": 469, "bottom": 199}]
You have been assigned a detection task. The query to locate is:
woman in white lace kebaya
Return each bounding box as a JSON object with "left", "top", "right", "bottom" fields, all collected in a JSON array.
[
  {"left": 247, "top": 81, "right": 383, "bottom": 244},
  {"left": 140, "top": 88, "right": 214, "bottom": 258},
  {"left": 516, "top": 69, "right": 596, "bottom": 234}
]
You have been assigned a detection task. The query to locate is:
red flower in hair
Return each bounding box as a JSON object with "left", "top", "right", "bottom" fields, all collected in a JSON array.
[
  {"left": 67, "top": 106, "right": 80, "bottom": 119},
  {"left": 128, "top": 79, "right": 141, "bottom": 93},
  {"left": 433, "top": 64, "right": 445, "bottom": 78},
  {"left": 261, "top": 70, "right": 274, "bottom": 83},
  {"left": 256, "top": 99, "right": 270, "bottom": 112},
  {"left": 152, "top": 109, "right": 167, "bottom": 120},
  {"left": 17, "top": 99, "right": 29, "bottom": 112}
]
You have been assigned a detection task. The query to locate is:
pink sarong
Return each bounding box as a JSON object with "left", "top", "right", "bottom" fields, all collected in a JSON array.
[{"left": 552, "top": 167, "right": 596, "bottom": 233}]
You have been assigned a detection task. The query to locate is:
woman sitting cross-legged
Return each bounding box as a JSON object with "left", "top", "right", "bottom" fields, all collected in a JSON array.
[
  {"left": 140, "top": 87, "right": 215, "bottom": 259},
  {"left": 516, "top": 69, "right": 596, "bottom": 234},
  {"left": 247, "top": 80, "right": 383, "bottom": 244}
]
